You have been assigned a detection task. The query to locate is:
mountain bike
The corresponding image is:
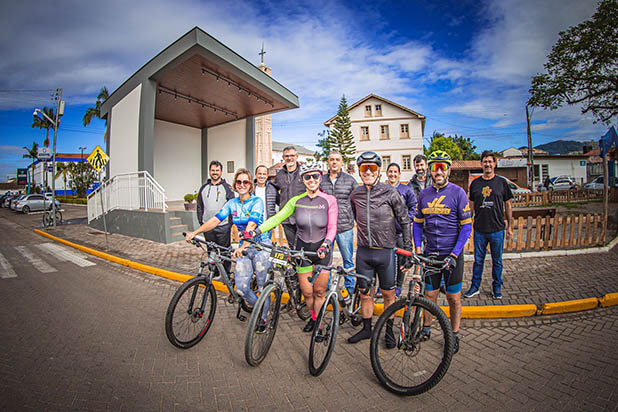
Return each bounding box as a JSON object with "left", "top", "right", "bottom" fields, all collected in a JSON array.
[
  {"left": 243, "top": 239, "right": 317, "bottom": 366},
  {"left": 165, "top": 234, "right": 252, "bottom": 349},
  {"left": 369, "top": 249, "right": 455, "bottom": 395},
  {"left": 307, "top": 264, "right": 373, "bottom": 376}
]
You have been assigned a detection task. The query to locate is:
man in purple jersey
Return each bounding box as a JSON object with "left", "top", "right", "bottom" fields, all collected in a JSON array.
[{"left": 413, "top": 151, "right": 472, "bottom": 354}]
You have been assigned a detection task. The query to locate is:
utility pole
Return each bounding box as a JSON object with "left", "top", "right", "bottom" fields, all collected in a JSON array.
[
  {"left": 526, "top": 105, "right": 535, "bottom": 190},
  {"left": 51, "top": 88, "right": 63, "bottom": 228},
  {"left": 79, "top": 146, "right": 86, "bottom": 185}
]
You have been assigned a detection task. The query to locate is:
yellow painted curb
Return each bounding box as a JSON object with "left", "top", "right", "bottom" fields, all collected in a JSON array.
[
  {"left": 373, "top": 302, "right": 537, "bottom": 319},
  {"left": 540, "top": 297, "right": 599, "bottom": 315},
  {"left": 599, "top": 292, "right": 618, "bottom": 307}
]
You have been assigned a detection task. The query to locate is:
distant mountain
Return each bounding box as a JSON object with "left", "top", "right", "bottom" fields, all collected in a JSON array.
[{"left": 518, "top": 140, "right": 598, "bottom": 155}]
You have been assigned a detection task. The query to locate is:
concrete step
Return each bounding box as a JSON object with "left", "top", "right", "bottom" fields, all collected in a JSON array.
[{"left": 169, "top": 217, "right": 182, "bottom": 224}]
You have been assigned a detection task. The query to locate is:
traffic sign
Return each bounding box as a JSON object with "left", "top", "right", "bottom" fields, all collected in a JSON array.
[
  {"left": 37, "top": 147, "right": 52, "bottom": 160},
  {"left": 87, "top": 145, "right": 109, "bottom": 172}
]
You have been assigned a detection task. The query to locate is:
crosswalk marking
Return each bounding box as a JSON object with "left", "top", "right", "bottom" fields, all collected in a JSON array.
[
  {"left": 36, "top": 243, "right": 95, "bottom": 267},
  {"left": 14, "top": 246, "right": 57, "bottom": 273},
  {"left": 0, "top": 252, "right": 18, "bottom": 279}
]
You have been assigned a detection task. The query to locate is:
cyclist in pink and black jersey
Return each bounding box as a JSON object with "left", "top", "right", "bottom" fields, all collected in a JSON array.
[{"left": 248, "top": 162, "right": 338, "bottom": 333}]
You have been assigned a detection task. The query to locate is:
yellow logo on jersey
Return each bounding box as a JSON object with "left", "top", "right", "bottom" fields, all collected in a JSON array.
[
  {"left": 463, "top": 202, "right": 470, "bottom": 212},
  {"left": 482, "top": 186, "right": 492, "bottom": 198},
  {"left": 422, "top": 195, "right": 451, "bottom": 215}
]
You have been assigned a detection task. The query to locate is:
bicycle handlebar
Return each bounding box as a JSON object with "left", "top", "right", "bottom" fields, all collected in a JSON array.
[
  {"left": 310, "top": 264, "right": 374, "bottom": 285},
  {"left": 395, "top": 248, "right": 445, "bottom": 267},
  {"left": 183, "top": 232, "right": 233, "bottom": 253},
  {"left": 242, "top": 237, "right": 318, "bottom": 258}
]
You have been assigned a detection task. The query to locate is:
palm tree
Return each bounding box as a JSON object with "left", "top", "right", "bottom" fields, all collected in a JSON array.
[
  {"left": 55, "top": 162, "right": 71, "bottom": 199},
  {"left": 31, "top": 107, "right": 55, "bottom": 147},
  {"left": 23, "top": 142, "right": 39, "bottom": 193},
  {"left": 83, "top": 86, "right": 110, "bottom": 144}
]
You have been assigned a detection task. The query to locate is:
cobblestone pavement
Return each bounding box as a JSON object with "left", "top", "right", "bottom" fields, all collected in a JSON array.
[
  {"left": 18, "top": 204, "right": 617, "bottom": 307},
  {"left": 1, "top": 211, "right": 618, "bottom": 411}
]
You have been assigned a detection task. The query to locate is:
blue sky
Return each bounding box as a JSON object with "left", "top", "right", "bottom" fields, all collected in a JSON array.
[{"left": 0, "top": 0, "right": 607, "bottom": 180}]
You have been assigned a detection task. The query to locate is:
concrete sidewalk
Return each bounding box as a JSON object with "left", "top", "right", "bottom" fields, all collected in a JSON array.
[{"left": 35, "top": 221, "right": 618, "bottom": 316}]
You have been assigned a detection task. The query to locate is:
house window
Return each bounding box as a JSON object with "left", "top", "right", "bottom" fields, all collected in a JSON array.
[
  {"left": 227, "top": 161, "right": 234, "bottom": 174},
  {"left": 400, "top": 124, "right": 409, "bottom": 138},
  {"left": 533, "top": 164, "right": 540, "bottom": 179},
  {"left": 402, "top": 155, "right": 412, "bottom": 171},
  {"left": 361, "top": 126, "right": 370, "bottom": 141},
  {"left": 375, "top": 104, "right": 382, "bottom": 116},
  {"left": 380, "top": 125, "right": 390, "bottom": 139},
  {"left": 364, "top": 105, "right": 372, "bottom": 117},
  {"left": 383, "top": 155, "right": 391, "bottom": 166},
  {"left": 541, "top": 164, "right": 549, "bottom": 181}
]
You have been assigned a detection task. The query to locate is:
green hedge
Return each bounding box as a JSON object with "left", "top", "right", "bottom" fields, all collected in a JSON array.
[{"left": 57, "top": 195, "right": 87, "bottom": 204}]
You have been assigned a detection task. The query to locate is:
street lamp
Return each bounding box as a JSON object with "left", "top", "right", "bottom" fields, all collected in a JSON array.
[{"left": 33, "top": 88, "right": 63, "bottom": 228}]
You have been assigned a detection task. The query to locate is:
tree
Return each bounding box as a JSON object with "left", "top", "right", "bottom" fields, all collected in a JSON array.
[
  {"left": 427, "top": 136, "right": 462, "bottom": 160},
  {"left": 23, "top": 142, "right": 39, "bottom": 193},
  {"left": 528, "top": 0, "right": 618, "bottom": 124},
  {"left": 451, "top": 134, "right": 480, "bottom": 160},
  {"left": 83, "top": 86, "right": 110, "bottom": 142},
  {"left": 31, "top": 107, "right": 55, "bottom": 147},
  {"left": 68, "top": 162, "right": 96, "bottom": 198},
  {"left": 314, "top": 129, "right": 333, "bottom": 162},
  {"left": 55, "top": 162, "right": 71, "bottom": 197},
  {"left": 328, "top": 95, "right": 357, "bottom": 165}
]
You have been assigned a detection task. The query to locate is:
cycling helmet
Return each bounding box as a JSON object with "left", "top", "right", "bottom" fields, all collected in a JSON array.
[
  {"left": 299, "top": 161, "right": 323, "bottom": 175},
  {"left": 427, "top": 150, "right": 452, "bottom": 165},
  {"left": 356, "top": 151, "right": 382, "bottom": 167}
]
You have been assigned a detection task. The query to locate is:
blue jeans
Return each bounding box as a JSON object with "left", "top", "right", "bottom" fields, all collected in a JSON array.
[
  {"left": 235, "top": 246, "right": 272, "bottom": 308},
  {"left": 471, "top": 230, "right": 504, "bottom": 290},
  {"left": 335, "top": 229, "right": 355, "bottom": 290}
]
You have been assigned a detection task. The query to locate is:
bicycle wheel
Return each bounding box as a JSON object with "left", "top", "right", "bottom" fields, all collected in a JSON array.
[
  {"left": 165, "top": 277, "right": 217, "bottom": 349},
  {"left": 308, "top": 294, "right": 339, "bottom": 376},
  {"left": 370, "top": 297, "right": 454, "bottom": 396},
  {"left": 54, "top": 210, "right": 62, "bottom": 224},
  {"left": 42, "top": 212, "right": 51, "bottom": 227},
  {"left": 245, "top": 283, "right": 282, "bottom": 366}
]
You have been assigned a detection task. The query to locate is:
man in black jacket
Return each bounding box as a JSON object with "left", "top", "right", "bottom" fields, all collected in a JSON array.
[
  {"left": 272, "top": 146, "right": 305, "bottom": 248},
  {"left": 320, "top": 151, "right": 358, "bottom": 294},
  {"left": 196, "top": 160, "right": 235, "bottom": 272},
  {"left": 408, "top": 154, "right": 432, "bottom": 197}
]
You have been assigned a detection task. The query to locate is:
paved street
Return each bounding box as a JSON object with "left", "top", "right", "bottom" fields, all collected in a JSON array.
[{"left": 1, "top": 208, "right": 618, "bottom": 411}]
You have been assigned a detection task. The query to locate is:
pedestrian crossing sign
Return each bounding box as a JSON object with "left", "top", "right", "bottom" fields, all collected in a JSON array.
[{"left": 87, "top": 145, "right": 109, "bottom": 172}]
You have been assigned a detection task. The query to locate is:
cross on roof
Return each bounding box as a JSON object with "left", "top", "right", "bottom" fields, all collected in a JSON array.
[{"left": 259, "top": 42, "right": 266, "bottom": 64}]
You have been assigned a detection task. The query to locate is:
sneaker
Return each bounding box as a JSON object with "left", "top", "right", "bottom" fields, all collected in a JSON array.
[
  {"left": 453, "top": 334, "right": 460, "bottom": 354},
  {"left": 314, "top": 328, "right": 326, "bottom": 343},
  {"left": 395, "top": 287, "right": 402, "bottom": 297},
  {"left": 464, "top": 286, "right": 480, "bottom": 298},
  {"left": 303, "top": 319, "right": 315, "bottom": 333},
  {"left": 347, "top": 328, "right": 371, "bottom": 344},
  {"left": 419, "top": 326, "right": 431, "bottom": 341},
  {"left": 493, "top": 288, "right": 502, "bottom": 300}
]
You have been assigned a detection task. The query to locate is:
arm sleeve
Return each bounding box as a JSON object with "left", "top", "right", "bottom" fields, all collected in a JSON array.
[
  {"left": 406, "top": 188, "right": 417, "bottom": 221},
  {"left": 196, "top": 186, "right": 205, "bottom": 225},
  {"left": 258, "top": 194, "right": 298, "bottom": 233},
  {"left": 451, "top": 189, "right": 473, "bottom": 257},
  {"left": 248, "top": 197, "right": 265, "bottom": 225},
  {"left": 324, "top": 193, "right": 338, "bottom": 244},
  {"left": 214, "top": 199, "right": 233, "bottom": 221},
  {"left": 503, "top": 178, "right": 514, "bottom": 201},
  {"left": 413, "top": 193, "right": 424, "bottom": 248}
]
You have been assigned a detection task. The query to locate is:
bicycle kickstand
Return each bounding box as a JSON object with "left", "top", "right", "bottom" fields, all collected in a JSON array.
[{"left": 236, "top": 304, "right": 247, "bottom": 322}]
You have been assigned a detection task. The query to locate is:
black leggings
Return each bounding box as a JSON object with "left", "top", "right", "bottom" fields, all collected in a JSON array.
[{"left": 356, "top": 246, "right": 396, "bottom": 291}]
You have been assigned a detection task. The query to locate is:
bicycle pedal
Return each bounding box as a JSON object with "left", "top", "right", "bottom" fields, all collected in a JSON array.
[
  {"left": 227, "top": 295, "right": 235, "bottom": 304},
  {"left": 237, "top": 314, "right": 247, "bottom": 322}
]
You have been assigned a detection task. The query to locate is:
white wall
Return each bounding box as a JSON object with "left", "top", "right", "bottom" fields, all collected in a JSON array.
[
  {"left": 153, "top": 120, "right": 202, "bottom": 201},
  {"left": 207, "top": 119, "right": 246, "bottom": 183},
  {"left": 535, "top": 158, "right": 587, "bottom": 184},
  {"left": 110, "top": 84, "right": 141, "bottom": 177},
  {"left": 333, "top": 97, "right": 424, "bottom": 183}
]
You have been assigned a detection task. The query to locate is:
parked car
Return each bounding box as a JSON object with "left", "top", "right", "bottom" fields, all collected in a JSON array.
[
  {"left": 0, "top": 192, "right": 15, "bottom": 207},
  {"left": 549, "top": 176, "right": 577, "bottom": 190},
  {"left": 503, "top": 177, "right": 531, "bottom": 194},
  {"left": 584, "top": 176, "right": 604, "bottom": 190},
  {"left": 9, "top": 195, "right": 27, "bottom": 210},
  {"left": 14, "top": 194, "right": 61, "bottom": 214},
  {"left": 2, "top": 192, "right": 20, "bottom": 208}
]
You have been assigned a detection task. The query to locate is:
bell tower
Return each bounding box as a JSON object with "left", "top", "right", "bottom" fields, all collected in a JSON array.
[{"left": 255, "top": 43, "right": 273, "bottom": 166}]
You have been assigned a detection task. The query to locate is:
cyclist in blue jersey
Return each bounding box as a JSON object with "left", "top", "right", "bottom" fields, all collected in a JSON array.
[
  {"left": 412, "top": 151, "right": 472, "bottom": 354},
  {"left": 186, "top": 168, "right": 272, "bottom": 313}
]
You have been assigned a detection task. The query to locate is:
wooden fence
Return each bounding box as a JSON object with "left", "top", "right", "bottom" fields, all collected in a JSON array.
[
  {"left": 464, "top": 213, "right": 607, "bottom": 253},
  {"left": 512, "top": 189, "right": 603, "bottom": 207}
]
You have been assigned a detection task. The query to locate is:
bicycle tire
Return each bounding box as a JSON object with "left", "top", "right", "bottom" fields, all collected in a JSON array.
[
  {"left": 370, "top": 297, "right": 454, "bottom": 396},
  {"left": 244, "top": 283, "right": 282, "bottom": 366},
  {"left": 308, "top": 294, "right": 339, "bottom": 376},
  {"left": 165, "top": 277, "right": 217, "bottom": 349},
  {"left": 42, "top": 212, "right": 51, "bottom": 227}
]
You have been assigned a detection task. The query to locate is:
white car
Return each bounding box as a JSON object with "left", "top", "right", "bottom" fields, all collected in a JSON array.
[{"left": 503, "top": 177, "right": 531, "bottom": 194}]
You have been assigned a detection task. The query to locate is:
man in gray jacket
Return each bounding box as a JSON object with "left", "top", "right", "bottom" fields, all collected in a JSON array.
[
  {"left": 272, "top": 146, "right": 305, "bottom": 248},
  {"left": 320, "top": 151, "right": 358, "bottom": 294},
  {"left": 196, "top": 160, "right": 235, "bottom": 272}
]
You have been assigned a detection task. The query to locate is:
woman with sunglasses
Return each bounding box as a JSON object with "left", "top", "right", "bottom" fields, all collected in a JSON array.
[
  {"left": 348, "top": 152, "right": 412, "bottom": 348},
  {"left": 248, "top": 162, "right": 338, "bottom": 333},
  {"left": 186, "top": 168, "right": 272, "bottom": 312}
]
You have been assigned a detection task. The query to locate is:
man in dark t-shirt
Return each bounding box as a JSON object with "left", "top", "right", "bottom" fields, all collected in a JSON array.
[{"left": 464, "top": 151, "right": 513, "bottom": 300}]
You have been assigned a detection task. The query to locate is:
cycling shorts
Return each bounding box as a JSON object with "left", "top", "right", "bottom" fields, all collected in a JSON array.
[
  {"left": 356, "top": 246, "right": 396, "bottom": 291},
  {"left": 424, "top": 253, "right": 464, "bottom": 294},
  {"left": 295, "top": 238, "right": 332, "bottom": 273}
]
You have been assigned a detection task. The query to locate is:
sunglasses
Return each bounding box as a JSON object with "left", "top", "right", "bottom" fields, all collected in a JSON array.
[
  {"left": 429, "top": 162, "right": 450, "bottom": 173},
  {"left": 302, "top": 173, "right": 321, "bottom": 181},
  {"left": 359, "top": 164, "right": 379, "bottom": 173},
  {"left": 235, "top": 180, "right": 251, "bottom": 186}
]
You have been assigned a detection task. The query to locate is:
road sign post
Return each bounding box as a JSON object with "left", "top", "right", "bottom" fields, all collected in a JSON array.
[{"left": 88, "top": 146, "right": 110, "bottom": 249}]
